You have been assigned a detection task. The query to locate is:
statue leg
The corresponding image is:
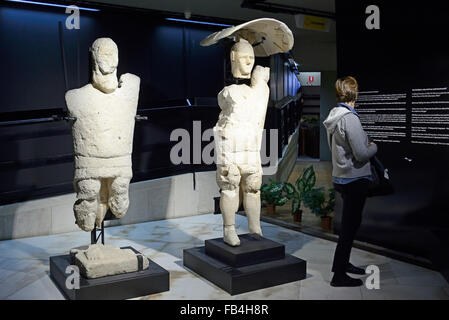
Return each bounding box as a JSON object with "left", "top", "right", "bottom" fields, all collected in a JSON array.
[
  {"left": 95, "top": 178, "right": 110, "bottom": 228},
  {"left": 241, "top": 167, "right": 263, "bottom": 236},
  {"left": 74, "top": 179, "right": 101, "bottom": 232},
  {"left": 108, "top": 176, "right": 131, "bottom": 219},
  {"left": 217, "top": 164, "right": 241, "bottom": 246}
]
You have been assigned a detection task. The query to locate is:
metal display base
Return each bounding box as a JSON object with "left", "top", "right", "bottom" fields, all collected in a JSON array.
[
  {"left": 50, "top": 246, "right": 169, "bottom": 300},
  {"left": 184, "top": 234, "right": 307, "bottom": 295}
]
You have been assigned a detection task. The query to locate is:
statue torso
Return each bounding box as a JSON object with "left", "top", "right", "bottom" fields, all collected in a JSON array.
[
  {"left": 214, "top": 82, "right": 269, "bottom": 154},
  {"left": 66, "top": 73, "right": 140, "bottom": 159}
]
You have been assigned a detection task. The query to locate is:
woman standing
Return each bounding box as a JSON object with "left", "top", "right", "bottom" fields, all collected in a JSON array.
[{"left": 323, "top": 76, "right": 377, "bottom": 287}]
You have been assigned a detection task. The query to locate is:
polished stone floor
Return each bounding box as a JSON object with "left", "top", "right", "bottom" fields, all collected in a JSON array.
[{"left": 0, "top": 213, "right": 447, "bottom": 300}]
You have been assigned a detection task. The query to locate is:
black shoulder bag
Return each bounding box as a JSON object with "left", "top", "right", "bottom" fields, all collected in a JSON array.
[{"left": 366, "top": 138, "right": 394, "bottom": 197}]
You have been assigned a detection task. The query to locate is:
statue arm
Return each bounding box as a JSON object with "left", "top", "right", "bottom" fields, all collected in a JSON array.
[
  {"left": 119, "top": 73, "right": 140, "bottom": 91},
  {"left": 218, "top": 86, "right": 235, "bottom": 111},
  {"left": 249, "top": 66, "right": 270, "bottom": 130},
  {"left": 65, "top": 85, "right": 92, "bottom": 115},
  {"left": 119, "top": 73, "right": 140, "bottom": 112},
  {"left": 250, "top": 65, "right": 270, "bottom": 88},
  {"left": 65, "top": 88, "right": 81, "bottom": 115}
]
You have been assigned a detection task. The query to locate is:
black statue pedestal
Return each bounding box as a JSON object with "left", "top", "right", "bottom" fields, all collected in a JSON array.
[
  {"left": 50, "top": 246, "right": 169, "bottom": 300},
  {"left": 183, "top": 234, "right": 307, "bottom": 295}
]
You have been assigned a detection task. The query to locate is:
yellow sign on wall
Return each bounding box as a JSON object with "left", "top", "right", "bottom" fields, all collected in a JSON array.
[
  {"left": 304, "top": 16, "right": 328, "bottom": 31},
  {"left": 295, "top": 14, "right": 331, "bottom": 32}
]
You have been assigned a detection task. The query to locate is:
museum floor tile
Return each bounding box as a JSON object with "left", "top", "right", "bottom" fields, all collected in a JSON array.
[{"left": 0, "top": 213, "right": 447, "bottom": 300}]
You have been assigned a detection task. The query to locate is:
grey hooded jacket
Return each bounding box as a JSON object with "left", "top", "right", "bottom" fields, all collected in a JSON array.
[{"left": 323, "top": 106, "right": 377, "bottom": 179}]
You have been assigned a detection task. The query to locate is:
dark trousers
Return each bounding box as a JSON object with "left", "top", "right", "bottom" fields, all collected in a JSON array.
[{"left": 331, "top": 179, "right": 369, "bottom": 274}]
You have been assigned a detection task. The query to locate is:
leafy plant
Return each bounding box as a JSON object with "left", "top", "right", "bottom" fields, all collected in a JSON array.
[
  {"left": 296, "top": 165, "right": 316, "bottom": 196},
  {"left": 282, "top": 165, "right": 317, "bottom": 215},
  {"left": 302, "top": 187, "right": 335, "bottom": 217},
  {"left": 283, "top": 182, "right": 298, "bottom": 212},
  {"left": 260, "top": 180, "right": 289, "bottom": 207}
]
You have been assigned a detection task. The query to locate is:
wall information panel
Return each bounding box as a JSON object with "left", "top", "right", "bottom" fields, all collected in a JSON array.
[{"left": 336, "top": 0, "right": 449, "bottom": 259}]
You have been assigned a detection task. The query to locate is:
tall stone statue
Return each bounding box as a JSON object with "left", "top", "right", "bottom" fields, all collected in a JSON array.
[
  {"left": 65, "top": 38, "right": 140, "bottom": 232},
  {"left": 202, "top": 18, "right": 294, "bottom": 247},
  {"left": 214, "top": 39, "right": 270, "bottom": 246}
]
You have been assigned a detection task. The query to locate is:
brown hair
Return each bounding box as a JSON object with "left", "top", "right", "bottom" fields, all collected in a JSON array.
[{"left": 335, "top": 76, "right": 358, "bottom": 102}]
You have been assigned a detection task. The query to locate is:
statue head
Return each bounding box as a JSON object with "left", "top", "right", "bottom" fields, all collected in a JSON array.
[
  {"left": 230, "top": 38, "right": 255, "bottom": 79},
  {"left": 90, "top": 38, "right": 119, "bottom": 93}
]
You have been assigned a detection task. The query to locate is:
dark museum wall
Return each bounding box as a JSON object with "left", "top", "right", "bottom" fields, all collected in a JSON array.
[
  {"left": 0, "top": 4, "right": 225, "bottom": 111},
  {"left": 0, "top": 2, "right": 301, "bottom": 205},
  {"left": 335, "top": 0, "right": 449, "bottom": 271}
]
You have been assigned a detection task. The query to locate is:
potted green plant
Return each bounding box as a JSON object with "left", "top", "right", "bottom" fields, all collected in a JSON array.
[
  {"left": 283, "top": 165, "right": 316, "bottom": 223},
  {"left": 302, "top": 187, "right": 335, "bottom": 231},
  {"left": 260, "top": 180, "right": 289, "bottom": 216}
]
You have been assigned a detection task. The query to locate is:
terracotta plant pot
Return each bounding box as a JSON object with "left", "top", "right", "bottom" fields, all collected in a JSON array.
[
  {"left": 266, "top": 204, "right": 276, "bottom": 216},
  {"left": 321, "top": 216, "right": 332, "bottom": 231},
  {"left": 293, "top": 210, "right": 302, "bottom": 223}
]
